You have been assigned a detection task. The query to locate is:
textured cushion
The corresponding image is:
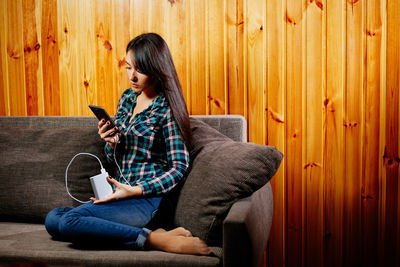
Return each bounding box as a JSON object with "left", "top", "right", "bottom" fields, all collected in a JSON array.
[
  {"left": 158, "top": 118, "right": 283, "bottom": 246},
  {"left": 0, "top": 127, "right": 110, "bottom": 223},
  {"left": 0, "top": 222, "right": 221, "bottom": 267}
]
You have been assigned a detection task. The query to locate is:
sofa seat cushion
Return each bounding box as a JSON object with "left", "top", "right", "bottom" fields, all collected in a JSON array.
[{"left": 0, "top": 222, "right": 221, "bottom": 267}]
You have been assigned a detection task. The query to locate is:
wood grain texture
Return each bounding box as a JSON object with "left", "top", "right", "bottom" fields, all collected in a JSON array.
[
  {"left": 0, "top": 1, "right": 399, "bottom": 266},
  {"left": 362, "top": 0, "right": 382, "bottom": 265},
  {"left": 42, "top": 0, "right": 59, "bottom": 115},
  {"left": 324, "top": 0, "right": 345, "bottom": 266},
  {"left": 266, "top": 0, "right": 284, "bottom": 266},
  {"left": 304, "top": 1, "right": 325, "bottom": 266},
  {"left": 383, "top": 0, "right": 399, "bottom": 265},
  {"left": 0, "top": 0, "right": 7, "bottom": 116},
  {"left": 112, "top": 0, "right": 130, "bottom": 112},
  {"left": 188, "top": 0, "right": 206, "bottom": 115},
  {"left": 343, "top": 0, "right": 364, "bottom": 265},
  {"left": 207, "top": 0, "right": 226, "bottom": 115},
  {"left": 285, "top": 0, "right": 304, "bottom": 266},
  {"left": 6, "top": 0, "right": 27, "bottom": 115}
]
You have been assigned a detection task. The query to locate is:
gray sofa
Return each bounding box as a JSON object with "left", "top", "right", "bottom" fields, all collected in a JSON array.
[{"left": 0, "top": 115, "right": 276, "bottom": 267}]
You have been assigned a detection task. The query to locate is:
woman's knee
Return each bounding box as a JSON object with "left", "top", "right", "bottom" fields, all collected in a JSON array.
[
  {"left": 58, "top": 210, "right": 83, "bottom": 236},
  {"left": 45, "top": 207, "right": 73, "bottom": 238}
]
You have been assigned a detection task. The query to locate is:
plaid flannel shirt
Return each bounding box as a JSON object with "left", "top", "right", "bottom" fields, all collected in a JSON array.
[{"left": 104, "top": 88, "right": 189, "bottom": 196}]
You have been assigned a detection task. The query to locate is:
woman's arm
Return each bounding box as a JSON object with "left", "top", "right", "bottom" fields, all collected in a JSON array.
[{"left": 136, "top": 110, "right": 190, "bottom": 195}]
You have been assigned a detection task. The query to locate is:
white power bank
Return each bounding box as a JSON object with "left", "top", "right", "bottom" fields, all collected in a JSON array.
[{"left": 90, "top": 171, "right": 113, "bottom": 200}]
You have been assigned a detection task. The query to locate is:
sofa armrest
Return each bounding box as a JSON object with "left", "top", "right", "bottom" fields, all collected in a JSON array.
[{"left": 222, "top": 182, "right": 274, "bottom": 267}]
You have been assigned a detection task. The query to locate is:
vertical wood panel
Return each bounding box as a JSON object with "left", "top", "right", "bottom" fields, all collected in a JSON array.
[
  {"left": 22, "top": 0, "right": 41, "bottom": 115},
  {"left": 304, "top": 1, "right": 325, "bottom": 266},
  {"left": 246, "top": 0, "right": 265, "bottom": 144},
  {"left": 383, "top": 0, "right": 399, "bottom": 265},
  {"left": 168, "top": 1, "right": 189, "bottom": 104},
  {"left": 130, "top": 0, "right": 149, "bottom": 38},
  {"left": 76, "top": 0, "right": 95, "bottom": 116},
  {"left": 343, "top": 0, "right": 364, "bottom": 265},
  {"left": 95, "top": 0, "right": 114, "bottom": 113},
  {"left": 6, "top": 0, "right": 27, "bottom": 115},
  {"left": 266, "top": 0, "right": 285, "bottom": 266},
  {"left": 42, "top": 0, "right": 59, "bottom": 115},
  {"left": 207, "top": 0, "right": 226, "bottom": 115},
  {"left": 285, "top": 0, "right": 304, "bottom": 266},
  {"left": 112, "top": 0, "right": 130, "bottom": 113},
  {"left": 189, "top": 0, "right": 207, "bottom": 115},
  {"left": 0, "top": 0, "right": 8, "bottom": 116},
  {"left": 58, "top": 0, "right": 77, "bottom": 116},
  {"left": 227, "top": 0, "right": 244, "bottom": 116},
  {"left": 324, "top": 0, "right": 345, "bottom": 266},
  {"left": 362, "top": 0, "right": 382, "bottom": 265}
]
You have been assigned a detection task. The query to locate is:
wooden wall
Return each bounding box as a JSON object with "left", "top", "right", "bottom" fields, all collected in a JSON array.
[{"left": 1, "top": 0, "right": 399, "bottom": 266}]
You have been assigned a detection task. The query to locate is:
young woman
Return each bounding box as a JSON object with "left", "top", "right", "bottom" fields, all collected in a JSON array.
[{"left": 45, "top": 33, "right": 211, "bottom": 255}]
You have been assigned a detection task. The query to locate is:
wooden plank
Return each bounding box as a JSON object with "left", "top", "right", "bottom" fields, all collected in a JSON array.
[
  {"left": 361, "top": 0, "right": 382, "bottom": 266},
  {"left": 6, "top": 0, "right": 27, "bottom": 115},
  {"left": 111, "top": 0, "right": 130, "bottom": 113},
  {"left": 168, "top": 0, "right": 189, "bottom": 106},
  {"left": 35, "top": 0, "right": 45, "bottom": 116},
  {"left": 130, "top": 0, "right": 149, "bottom": 39},
  {"left": 76, "top": 0, "right": 95, "bottom": 116},
  {"left": 343, "top": 0, "right": 364, "bottom": 265},
  {"left": 149, "top": 0, "right": 168, "bottom": 39},
  {"left": 246, "top": 0, "right": 265, "bottom": 144},
  {"left": 383, "top": 0, "right": 399, "bottom": 265},
  {"left": 227, "top": 0, "right": 244, "bottom": 116},
  {"left": 0, "top": 0, "right": 8, "bottom": 115},
  {"left": 304, "top": 1, "right": 325, "bottom": 266},
  {"left": 57, "top": 0, "right": 77, "bottom": 115},
  {"left": 266, "top": 0, "right": 284, "bottom": 266},
  {"left": 189, "top": 0, "right": 207, "bottom": 115},
  {"left": 324, "top": 0, "right": 345, "bottom": 266},
  {"left": 22, "top": 0, "right": 40, "bottom": 115},
  {"left": 95, "top": 0, "right": 114, "bottom": 113},
  {"left": 42, "top": 0, "right": 59, "bottom": 115},
  {"left": 207, "top": 0, "right": 226, "bottom": 115},
  {"left": 285, "top": 0, "right": 304, "bottom": 266}
]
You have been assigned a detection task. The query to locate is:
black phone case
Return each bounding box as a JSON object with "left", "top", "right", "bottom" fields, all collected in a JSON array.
[{"left": 89, "top": 105, "right": 119, "bottom": 134}]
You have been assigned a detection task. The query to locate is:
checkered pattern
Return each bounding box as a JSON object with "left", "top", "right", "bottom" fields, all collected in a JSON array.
[{"left": 104, "top": 89, "right": 189, "bottom": 195}]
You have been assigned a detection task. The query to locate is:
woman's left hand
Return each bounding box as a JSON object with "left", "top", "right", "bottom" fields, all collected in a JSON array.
[{"left": 90, "top": 177, "right": 143, "bottom": 204}]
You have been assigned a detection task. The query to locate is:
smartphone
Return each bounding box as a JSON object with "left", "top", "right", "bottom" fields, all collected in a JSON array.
[{"left": 89, "top": 105, "right": 119, "bottom": 135}]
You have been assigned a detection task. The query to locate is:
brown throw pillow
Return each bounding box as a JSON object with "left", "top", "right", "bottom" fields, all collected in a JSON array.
[{"left": 150, "top": 118, "right": 283, "bottom": 246}]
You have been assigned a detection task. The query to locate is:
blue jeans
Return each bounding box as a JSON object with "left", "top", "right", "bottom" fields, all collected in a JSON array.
[{"left": 45, "top": 197, "right": 161, "bottom": 249}]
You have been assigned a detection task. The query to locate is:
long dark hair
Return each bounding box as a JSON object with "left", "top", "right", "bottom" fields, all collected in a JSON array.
[{"left": 126, "top": 33, "right": 192, "bottom": 150}]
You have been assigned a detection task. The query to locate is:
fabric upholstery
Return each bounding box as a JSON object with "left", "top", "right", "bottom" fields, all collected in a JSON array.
[
  {"left": 0, "top": 127, "right": 111, "bottom": 223},
  {"left": 223, "top": 183, "right": 274, "bottom": 267},
  {"left": 0, "top": 222, "right": 221, "bottom": 267}
]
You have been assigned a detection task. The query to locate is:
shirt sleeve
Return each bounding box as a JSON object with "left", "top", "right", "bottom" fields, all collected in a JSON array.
[
  {"left": 136, "top": 110, "right": 190, "bottom": 195},
  {"left": 104, "top": 89, "right": 130, "bottom": 163}
]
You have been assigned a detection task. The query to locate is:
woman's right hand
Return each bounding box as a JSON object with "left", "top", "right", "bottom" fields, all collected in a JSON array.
[{"left": 98, "top": 119, "right": 119, "bottom": 149}]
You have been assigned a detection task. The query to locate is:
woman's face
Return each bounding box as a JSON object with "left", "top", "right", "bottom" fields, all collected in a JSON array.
[{"left": 125, "top": 50, "right": 152, "bottom": 94}]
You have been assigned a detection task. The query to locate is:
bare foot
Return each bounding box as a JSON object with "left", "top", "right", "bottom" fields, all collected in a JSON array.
[
  {"left": 147, "top": 228, "right": 211, "bottom": 255},
  {"left": 153, "top": 227, "right": 192, "bottom": 237}
]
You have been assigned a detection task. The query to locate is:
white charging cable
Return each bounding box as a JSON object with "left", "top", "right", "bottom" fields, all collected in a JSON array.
[
  {"left": 65, "top": 153, "right": 105, "bottom": 204},
  {"left": 64, "top": 137, "right": 130, "bottom": 204}
]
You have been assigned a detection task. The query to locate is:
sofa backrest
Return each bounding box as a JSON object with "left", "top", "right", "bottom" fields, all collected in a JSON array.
[
  {"left": 0, "top": 115, "right": 246, "bottom": 224},
  {"left": 0, "top": 115, "right": 246, "bottom": 142}
]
